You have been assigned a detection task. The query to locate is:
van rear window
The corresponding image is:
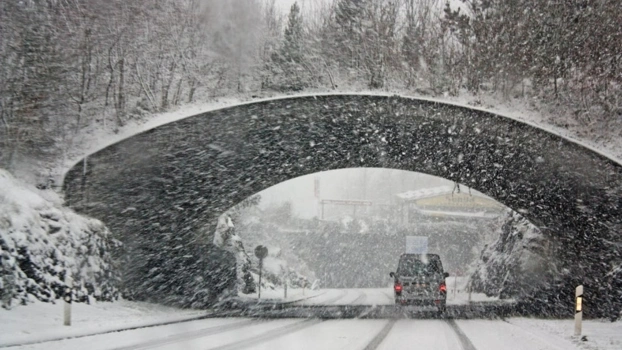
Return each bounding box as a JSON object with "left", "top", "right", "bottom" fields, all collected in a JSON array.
[{"left": 397, "top": 257, "right": 442, "bottom": 276}]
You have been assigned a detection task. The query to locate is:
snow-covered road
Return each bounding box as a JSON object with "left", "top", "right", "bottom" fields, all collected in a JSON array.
[
  {"left": 290, "top": 288, "right": 393, "bottom": 306},
  {"left": 251, "top": 284, "right": 500, "bottom": 306},
  {"left": 230, "top": 287, "right": 512, "bottom": 318},
  {"left": 10, "top": 316, "right": 620, "bottom": 350},
  {"left": 3, "top": 293, "right": 620, "bottom": 350}
]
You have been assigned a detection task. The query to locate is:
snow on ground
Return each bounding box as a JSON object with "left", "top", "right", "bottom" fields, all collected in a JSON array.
[
  {"left": 446, "top": 276, "right": 505, "bottom": 305},
  {"left": 457, "top": 319, "right": 575, "bottom": 350},
  {"left": 6, "top": 318, "right": 255, "bottom": 350},
  {"left": 238, "top": 288, "right": 391, "bottom": 306},
  {"left": 508, "top": 318, "right": 622, "bottom": 350},
  {"left": 223, "top": 319, "right": 388, "bottom": 350},
  {"left": 58, "top": 90, "right": 622, "bottom": 185},
  {"left": 238, "top": 288, "right": 356, "bottom": 306},
  {"left": 0, "top": 299, "right": 207, "bottom": 347},
  {"left": 16, "top": 318, "right": 301, "bottom": 350},
  {"left": 7, "top": 315, "right": 620, "bottom": 350},
  {"left": 237, "top": 286, "right": 324, "bottom": 304},
  {"left": 2, "top": 292, "right": 618, "bottom": 350},
  {"left": 238, "top": 285, "right": 501, "bottom": 307},
  {"left": 293, "top": 289, "right": 356, "bottom": 306},
  {"left": 349, "top": 288, "right": 395, "bottom": 305},
  {"left": 377, "top": 320, "right": 462, "bottom": 350},
  {"left": 457, "top": 318, "right": 622, "bottom": 350}
]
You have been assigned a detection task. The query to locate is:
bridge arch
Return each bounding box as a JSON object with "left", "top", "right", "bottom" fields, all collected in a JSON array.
[{"left": 63, "top": 94, "right": 622, "bottom": 313}]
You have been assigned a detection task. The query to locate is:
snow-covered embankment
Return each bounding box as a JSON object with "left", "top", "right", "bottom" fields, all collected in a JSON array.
[
  {"left": 0, "top": 169, "right": 119, "bottom": 309},
  {"left": 470, "top": 210, "right": 558, "bottom": 300}
]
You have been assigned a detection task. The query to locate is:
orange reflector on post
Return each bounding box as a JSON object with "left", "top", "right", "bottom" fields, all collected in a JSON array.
[{"left": 576, "top": 296, "right": 582, "bottom": 313}]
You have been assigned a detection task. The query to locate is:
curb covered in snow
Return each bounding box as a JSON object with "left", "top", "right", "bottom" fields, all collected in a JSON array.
[{"left": 0, "top": 312, "right": 215, "bottom": 348}]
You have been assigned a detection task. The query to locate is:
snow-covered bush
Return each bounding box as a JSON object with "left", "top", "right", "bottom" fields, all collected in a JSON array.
[
  {"left": 0, "top": 170, "right": 120, "bottom": 309},
  {"left": 213, "top": 214, "right": 255, "bottom": 294}
]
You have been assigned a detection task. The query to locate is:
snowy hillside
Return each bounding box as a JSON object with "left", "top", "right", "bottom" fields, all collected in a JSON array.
[
  {"left": 470, "top": 210, "right": 558, "bottom": 299},
  {"left": 0, "top": 169, "right": 119, "bottom": 309}
]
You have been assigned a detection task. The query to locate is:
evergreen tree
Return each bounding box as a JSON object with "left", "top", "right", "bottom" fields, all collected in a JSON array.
[
  {"left": 324, "top": 0, "right": 369, "bottom": 69},
  {"left": 334, "top": 0, "right": 367, "bottom": 36},
  {"left": 268, "top": 2, "right": 309, "bottom": 91},
  {"left": 402, "top": 20, "right": 422, "bottom": 88},
  {"left": 282, "top": 2, "right": 304, "bottom": 64}
]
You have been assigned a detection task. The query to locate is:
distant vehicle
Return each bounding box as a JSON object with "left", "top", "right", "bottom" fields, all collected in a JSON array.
[{"left": 390, "top": 254, "right": 449, "bottom": 314}]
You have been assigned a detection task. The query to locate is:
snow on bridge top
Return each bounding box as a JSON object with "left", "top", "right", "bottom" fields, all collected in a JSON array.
[{"left": 59, "top": 92, "right": 621, "bottom": 186}]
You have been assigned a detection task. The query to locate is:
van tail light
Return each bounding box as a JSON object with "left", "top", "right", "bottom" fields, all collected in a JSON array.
[
  {"left": 439, "top": 282, "right": 447, "bottom": 293},
  {"left": 394, "top": 283, "right": 403, "bottom": 293}
]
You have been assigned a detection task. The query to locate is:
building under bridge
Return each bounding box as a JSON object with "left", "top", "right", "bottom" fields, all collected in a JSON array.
[
  {"left": 394, "top": 185, "right": 507, "bottom": 274},
  {"left": 396, "top": 185, "right": 506, "bottom": 226}
]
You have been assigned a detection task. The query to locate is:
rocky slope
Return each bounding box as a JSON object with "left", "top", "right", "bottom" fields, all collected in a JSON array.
[{"left": 0, "top": 170, "right": 119, "bottom": 309}]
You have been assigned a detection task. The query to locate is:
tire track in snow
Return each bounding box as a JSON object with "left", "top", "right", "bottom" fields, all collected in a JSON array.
[
  {"left": 295, "top": 289, "right": 349, "bottom": 306},
  {"left": 321, "top": 290, "right": 350, "bottom": 305},
  {"left": 361, "top": 319, "right": 397, "bottom": 350},
  {"left": 381, "top": 290, "right": 394, "bottom": 302},
  {"left": 207, "top": 319, "right": 324, "bottom": 350},
  {"left": 445, "top": 319, "right": 477, "bottom": 350},
  {"left": 350, "top": 290, "right": 368, "bottom": 305},
  {"left": 113, "top": 319, "right": 259, "bottom": 350}
]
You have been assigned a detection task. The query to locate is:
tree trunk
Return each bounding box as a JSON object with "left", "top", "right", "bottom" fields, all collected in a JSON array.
[
  {"left": 188, "top": 79, "right": 196, "bottom": 103},
  {"left": 116, "top": 58, "right": 125, "bottom": 126},
  {"left": 161, "top": 60, "right": 177, "bottom": 110},
  {"left": 172, "top": 77, "right": 183, "bottom": 106}
]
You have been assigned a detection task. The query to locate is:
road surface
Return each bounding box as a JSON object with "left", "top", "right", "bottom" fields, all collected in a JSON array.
[
  {"left": 241, "top": 282, "right": 500, "bottom": 307},
  {"left": 5, "top": 287, "right": 619, "bottom": 350},
  {"left": 290, "top": 288, "right": 393, "bottom": 306},
  {"left": 9, "top": 316, "right": 589, "bottom": 350}
]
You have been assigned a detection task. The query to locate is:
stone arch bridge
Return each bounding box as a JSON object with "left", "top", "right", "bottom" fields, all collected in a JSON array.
[{"left": 63, "top": 94, "right": 622, "bottom": 315}]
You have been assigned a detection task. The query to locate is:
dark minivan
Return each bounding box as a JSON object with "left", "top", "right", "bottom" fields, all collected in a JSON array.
[{"left": 390, "top": 253, "right": 449, "bottom": 314}]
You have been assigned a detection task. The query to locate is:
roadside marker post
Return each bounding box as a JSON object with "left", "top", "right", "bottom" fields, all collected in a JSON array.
[
  {"left": 63, "top": 271, "right": 73, "bottom": 326},
  {"left": 254, "top": 245, "right": 268, "bottom": 300},
  {"left": 575, "top": 285, "right": 583, "bottom": 336}
]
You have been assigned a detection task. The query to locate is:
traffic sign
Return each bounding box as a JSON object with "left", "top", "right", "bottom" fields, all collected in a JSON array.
[
  {"left": 405, "top": 236, "right": 428, "bottom": 254},
  {"left": 255, "top": 245, "right": 268, "bottom": 259}
]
